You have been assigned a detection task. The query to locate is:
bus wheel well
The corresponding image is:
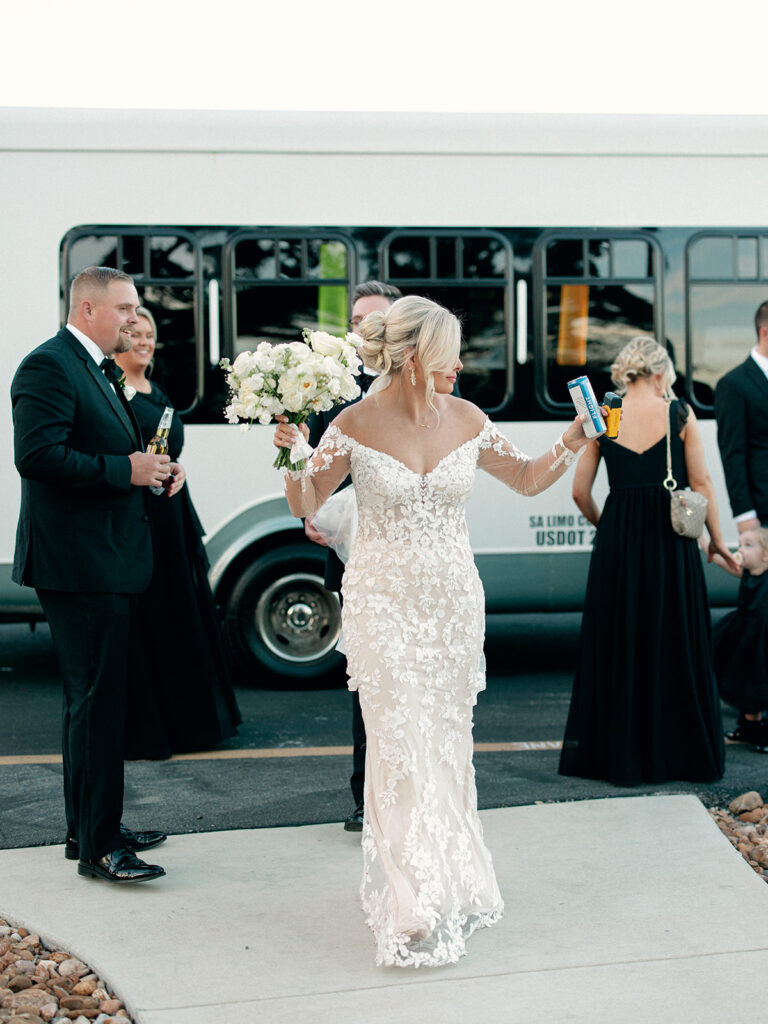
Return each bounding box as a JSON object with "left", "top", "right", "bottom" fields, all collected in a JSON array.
[{"left": 216, "top": 535, "right": 345, "bottom": 689}]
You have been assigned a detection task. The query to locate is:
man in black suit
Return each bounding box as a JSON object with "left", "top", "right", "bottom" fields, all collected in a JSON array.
[
  {"left": 715, "top": 298, "right": 768, "bottom": 749},
  {"left": 12, "top": 266, "right": 177, "bottom": 883},
  {"left": 715, "top": 300, "right": 768, "bottom": 532},
  {"left": 306, "top": 281, "right": 402, "bottom": 831}
]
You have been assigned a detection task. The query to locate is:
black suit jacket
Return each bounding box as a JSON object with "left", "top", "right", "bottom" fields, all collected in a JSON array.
[
  {"left": 715, "top": 355, "right": 768, "bottom": 521},
  {"left": 11, "top": 327, "right": 153, "bottom": 593}
]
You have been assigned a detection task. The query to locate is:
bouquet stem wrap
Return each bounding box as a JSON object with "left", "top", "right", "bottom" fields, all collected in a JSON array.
[{"left": 272, "top": 413, "right": 314, "bottom": 471}]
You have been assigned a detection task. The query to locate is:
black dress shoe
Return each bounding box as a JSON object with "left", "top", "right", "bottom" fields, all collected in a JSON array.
[
  {"left": 77, "top": 847, "right": 165, "bottom": 884},
  {"left": 344, "top": 804, "right": 364, "bottom": 832},
  {"left": 726, "top": 716, "right": 762, "bottom": 744},
  {"left": 752, "top": 720, "right": 768, "bottom": 753},
  {"left": 65, "top": 824, "right": 167, "bottom": 861}
]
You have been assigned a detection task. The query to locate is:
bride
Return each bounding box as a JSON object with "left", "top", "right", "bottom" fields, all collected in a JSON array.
[{"left": 273, "top": 295, "right": 594, "bottom": 967}]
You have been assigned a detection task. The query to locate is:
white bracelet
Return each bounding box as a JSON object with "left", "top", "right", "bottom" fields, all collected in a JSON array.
[{"left": 549, "top": 433, "right": 579, "bottom": 471}]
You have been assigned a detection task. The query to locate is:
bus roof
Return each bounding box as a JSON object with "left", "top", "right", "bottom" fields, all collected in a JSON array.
[{"left": 2, "top": 108, "right": 768, "bottom": 156}]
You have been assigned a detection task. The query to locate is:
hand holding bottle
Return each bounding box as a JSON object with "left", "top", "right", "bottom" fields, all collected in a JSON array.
[
  {"left": 146, "top": 407, "right": 174, "bottom": 495},
  {"left": 129, "top": 451, "right": 171, "bottom": 488}
]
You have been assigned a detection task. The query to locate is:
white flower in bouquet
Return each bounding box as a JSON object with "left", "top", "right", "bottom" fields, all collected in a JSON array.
[
  {"left": 310, "top": 331, "right": 345, "bottom": 360},
  {"left": 220, "top": 328, "right": 362, "bottom": 470}
]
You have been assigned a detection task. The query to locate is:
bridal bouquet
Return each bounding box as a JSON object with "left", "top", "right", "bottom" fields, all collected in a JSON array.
[{"left": 220, "top": 330, "right": 362, "bottom": 470}]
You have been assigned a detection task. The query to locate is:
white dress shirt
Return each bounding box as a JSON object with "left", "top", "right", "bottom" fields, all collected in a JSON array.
[{"left": 66, "top": 323, "right": 106, "bottom": 367}]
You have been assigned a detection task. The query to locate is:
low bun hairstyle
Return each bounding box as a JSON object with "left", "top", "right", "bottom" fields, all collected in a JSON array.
[
  {"left": 358, "top": 295, "right": 461, "bottom": 416},
  {"left": 610, "top": 336, "right": 676, "bottom": 396}
]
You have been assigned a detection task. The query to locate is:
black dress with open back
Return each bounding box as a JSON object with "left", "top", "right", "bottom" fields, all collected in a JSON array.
[{"left": 559, "top": 400, "right": 724, "bottom": 786}]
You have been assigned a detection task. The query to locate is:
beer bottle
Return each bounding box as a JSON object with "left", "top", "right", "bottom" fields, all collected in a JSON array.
[{"left": 146, "top": 406, "right": 174, "bottom": 495}]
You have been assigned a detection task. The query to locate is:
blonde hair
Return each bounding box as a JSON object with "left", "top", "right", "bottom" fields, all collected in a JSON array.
[
  {"left": 358, "top": 295, "right": 460, "bottom": 416},
  {"left": 610, "top": 336, "right": 676, "bottom": 396},
  {"left": 749, "top": 527, "right": 768, "bottom": 558},
  {"left": 135, "top": 306, "right": 158, "bottom": 339}
]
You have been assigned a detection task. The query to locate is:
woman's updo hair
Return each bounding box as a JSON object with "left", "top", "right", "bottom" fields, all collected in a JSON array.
[
  {"left": 358, "top": 295, "right": 461, "bottom": 415},
  {"left": 610, "top": 336, "right": 676, "bottom": 396}
]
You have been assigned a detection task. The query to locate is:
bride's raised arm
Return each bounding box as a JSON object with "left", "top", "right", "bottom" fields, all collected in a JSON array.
[
  {"left": 477, "top": 414, "right": 595, "bottom": 496},
  {"left": 273, "top": 420, "right": 353, "bottom": 517}
]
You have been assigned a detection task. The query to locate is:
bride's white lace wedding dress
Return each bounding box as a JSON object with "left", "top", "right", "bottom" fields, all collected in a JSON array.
[{"left": 288, "top": 417, "right": 573, "bottom": 967}]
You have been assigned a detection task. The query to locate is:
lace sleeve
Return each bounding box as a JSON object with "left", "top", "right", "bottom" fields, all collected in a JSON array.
[
  {"left": 283, "top": 424, "right": 354, "bottom": 517},
  {"left": 477, "top": 420, "right": 579, "bottom": 496}
]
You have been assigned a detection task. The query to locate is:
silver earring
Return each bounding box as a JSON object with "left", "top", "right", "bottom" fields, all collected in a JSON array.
[{"left": 410, "top": 366, "right": 417, "bottom": 386}]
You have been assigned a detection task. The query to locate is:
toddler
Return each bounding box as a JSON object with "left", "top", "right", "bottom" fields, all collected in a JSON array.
[{"left": 713, "top": 528, "right": 768, "bottom": 752}]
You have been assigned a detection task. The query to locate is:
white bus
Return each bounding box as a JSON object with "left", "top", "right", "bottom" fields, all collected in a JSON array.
[{"left": 0, "top": 107, "right": 757, "bottom": 685}]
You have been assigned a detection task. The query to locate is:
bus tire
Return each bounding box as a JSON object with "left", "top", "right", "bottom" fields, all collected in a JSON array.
[{"left": 223, "top": 542, "right": 345, "bottom": 688}]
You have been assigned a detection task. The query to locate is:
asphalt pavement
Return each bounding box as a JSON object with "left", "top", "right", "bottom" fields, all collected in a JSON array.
[
  {"left": 3, "top": 616, "right": 768, "bottom": 1023},
  {"left": 1, "top": 615, "right": 767, "bottom": 852}
]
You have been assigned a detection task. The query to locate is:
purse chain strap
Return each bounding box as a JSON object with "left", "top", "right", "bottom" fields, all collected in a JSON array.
[{"left": 663, "top": 398, "right": 678, "bottom": 492}]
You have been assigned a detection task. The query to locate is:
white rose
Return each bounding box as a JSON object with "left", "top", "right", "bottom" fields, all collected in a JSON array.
[
  {"left": 283, "top": 391, "right": 306, "bottom": 413},
  {"left": 287, "top": 341, "right": 311, "bottom": 361},
  {"left": 309, "top": 331, "right": 344, "bottom": 359}
]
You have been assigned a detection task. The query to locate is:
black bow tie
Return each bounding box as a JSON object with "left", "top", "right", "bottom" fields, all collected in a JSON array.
[{"left": 100, "top": 358, "right": 124, "bottom": 386}]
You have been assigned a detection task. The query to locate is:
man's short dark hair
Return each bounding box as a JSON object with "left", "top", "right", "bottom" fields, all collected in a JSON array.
[
  {"left": 351, "top": 281, "right": 403, "bottom": 305},
  {"left": 70, "top": 266, "right": 134, "bottom": 309},
  {"left": 755, "top": 301, "right": 768, "bottom": 339}
]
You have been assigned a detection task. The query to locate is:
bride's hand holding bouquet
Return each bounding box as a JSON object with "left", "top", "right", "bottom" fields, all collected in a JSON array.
[{"left": 221, "top": 329, "right": 362, "bottom": 470}]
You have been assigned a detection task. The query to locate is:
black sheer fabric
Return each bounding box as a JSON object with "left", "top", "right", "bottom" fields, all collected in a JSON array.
[
  {"left": 559, "top": 400, "right": 725, "bottom": 786},
  {"left": 125, "top": 385, "right": 241, "bottom": 759}
]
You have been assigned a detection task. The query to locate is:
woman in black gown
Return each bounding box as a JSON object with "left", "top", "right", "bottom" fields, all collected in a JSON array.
[
  {"left": 115, "top": 308, "right": 241, "bottom": 759},
  {"left": 559, "top": 337, "right": 737, "bottom": 786}
]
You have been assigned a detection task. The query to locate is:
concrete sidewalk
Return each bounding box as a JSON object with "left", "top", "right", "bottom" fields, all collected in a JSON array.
[{"left": 2, "top": 795, "right": 767, "bottom": 1023}]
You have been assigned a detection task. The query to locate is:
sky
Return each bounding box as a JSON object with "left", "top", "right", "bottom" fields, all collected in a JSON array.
[{"left": 3, "top": 0, "right": 767, "bottom": 114}]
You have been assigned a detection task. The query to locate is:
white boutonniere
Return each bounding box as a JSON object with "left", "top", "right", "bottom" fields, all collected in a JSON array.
[{"left": 102, "top": 358, "right": 137, "bottom": 400}]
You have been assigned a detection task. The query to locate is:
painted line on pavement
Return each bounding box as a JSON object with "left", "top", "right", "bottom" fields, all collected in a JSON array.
[{"left": 0, "top": 740, "right": 566, "bottom": 766}]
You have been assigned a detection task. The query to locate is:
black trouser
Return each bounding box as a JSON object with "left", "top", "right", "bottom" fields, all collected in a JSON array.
[
  {"left": 37, "top": 589, "right": 133, "bottom": 861},
  {"left": 350, "top": 690, "right": 366, "bottom": 808}
]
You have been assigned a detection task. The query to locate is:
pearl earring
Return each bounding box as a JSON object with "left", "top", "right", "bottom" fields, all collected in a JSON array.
[{"left": 410, "top": 366, "right": 417, "bottom": 387}]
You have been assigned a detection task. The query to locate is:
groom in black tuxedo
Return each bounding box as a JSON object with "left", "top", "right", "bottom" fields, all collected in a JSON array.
[
  {"left": 12, "top": 266, "right": 175, "bottom": 883},
  {"left": 307, "top": 281, "right": 403, "bottom": 831},
  {"left": 715, "top": 299, "right": 768, "bottom": 532}
]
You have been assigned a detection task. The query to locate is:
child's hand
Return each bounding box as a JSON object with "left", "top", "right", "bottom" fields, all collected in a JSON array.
[{"left": 709, "top": 544, "right": 743, "bottom": 577}]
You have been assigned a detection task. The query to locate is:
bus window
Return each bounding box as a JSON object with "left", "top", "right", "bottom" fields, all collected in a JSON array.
[
  {"left": 537, "top": 233, "right": 659, "bottom": 410},
  {"left": 61, "top": 227, "right": 204, "bottom": 415},
  {"left": 225, "top": 233, "right": 352, "bottom": 353},
  {"left": 687, "top": 232, "right": 768, "bottom": 407},
  {"left": 380, "top": 230, "right": 512, "bottom": 411},
  {"left": 65, "top": 234, "right": 120, "bottom": 271}
]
